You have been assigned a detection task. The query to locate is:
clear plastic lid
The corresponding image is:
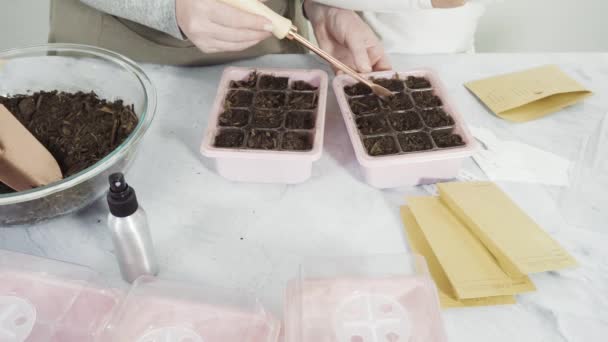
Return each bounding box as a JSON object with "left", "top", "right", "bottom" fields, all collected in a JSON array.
[
  {"left": 284, "top": 254, "right": 447, "bottom": 342},
  {"left": 99, "top": 276, "right": 280, "bottom": 342},
  {"left": 560, "top": 112, "right": 608, "bottom": 230},
  {"left": 0, "top": 249, "right": 122, "bottom": 341}
]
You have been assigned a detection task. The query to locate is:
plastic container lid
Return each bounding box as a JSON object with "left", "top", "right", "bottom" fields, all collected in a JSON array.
[
  {"left": 284, "top": 254, "right": 447, "bottom": 342},
  {"left": 99, "top": 276, "right": 280, "bottom": 342},
  {"left": 0, "top": 249, "right": 122, "bottom": 341}
]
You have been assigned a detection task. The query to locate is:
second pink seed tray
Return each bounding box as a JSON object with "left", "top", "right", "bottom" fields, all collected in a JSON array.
[{"left": 333, "top": 70, "right": 478, "bottom": 188}]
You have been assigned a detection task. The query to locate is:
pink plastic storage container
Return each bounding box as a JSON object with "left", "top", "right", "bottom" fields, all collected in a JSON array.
[
  {"left": 0, "top": 250, "right": 122, "bottom": 342},
  {"left": 200, "top": 67, "right": 328, "bottom": 184},
  {"left": 333, "top": 70, "right": 478, "bottom": 188},
  {"left": 284, "top": 254, "right": 447, "bottom": 342},
  {"left": 99, "top": 276, "right": 280, "bottom": 342}
]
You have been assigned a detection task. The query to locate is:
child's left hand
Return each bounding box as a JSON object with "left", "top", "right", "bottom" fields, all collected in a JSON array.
[{"left": 304, "top": 0, "right": 391, "bottom": 73}]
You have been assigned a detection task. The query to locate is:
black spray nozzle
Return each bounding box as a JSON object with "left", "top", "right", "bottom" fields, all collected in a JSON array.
[
  {"left": 109, "top": 173, "right": 128, "bottom": 193},
  {"left": 107, "top": 173, "right": 139, "bottom": 217}
]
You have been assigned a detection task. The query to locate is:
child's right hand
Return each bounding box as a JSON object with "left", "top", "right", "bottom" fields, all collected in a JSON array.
[{"left": 431, "top": 0, "right": 467, "bottom": 8}]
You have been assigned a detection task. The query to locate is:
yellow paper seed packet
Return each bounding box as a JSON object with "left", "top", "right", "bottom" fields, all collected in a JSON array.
[
  {"left": 401, "top": 206, "right": 516, "bottom": 308},
  {"left": 407, "top": 197, "right": 535, "bottom": 299},
  {"left": 438, "top": 182, "right": 577, "bottom": 276},
  {"left": 465, "top": 65, "right": 592, "bottom": 122}
]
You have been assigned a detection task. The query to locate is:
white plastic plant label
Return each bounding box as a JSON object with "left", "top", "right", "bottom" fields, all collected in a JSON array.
[
  {"left": 136, "top": 326, "right": 203, "bottom": 342},
  {"left": 334, "top": 293, "right": 411, "bottom": 342},
  {"left": 0, "top": 296, "right": 36, "bottom": 342}
]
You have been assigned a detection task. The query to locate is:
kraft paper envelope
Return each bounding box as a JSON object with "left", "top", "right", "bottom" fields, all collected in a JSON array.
[
  {"left": 465, "top": 65, "right": 592, "bottom": 122},
  {"left": 401, "top": 206, "right": 516, "bottom": 308},
  {"left": 407, "top": 197, "right": 535, "bottom": 299},
  {"left": 438, "top": 182, "right": 577, "bottom": 276}
]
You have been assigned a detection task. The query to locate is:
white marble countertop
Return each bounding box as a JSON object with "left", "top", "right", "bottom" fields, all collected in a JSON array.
[{"left": 1, "top": 53, "right": 607, "bottom": 341}]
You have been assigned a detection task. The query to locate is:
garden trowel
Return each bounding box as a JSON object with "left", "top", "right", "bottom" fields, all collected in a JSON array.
[
  {"left": 0, "top": 104, "right": 62, "bottom": 191},
  {"left": 218, "top": 0, "right": 393, "bottom": 98}
]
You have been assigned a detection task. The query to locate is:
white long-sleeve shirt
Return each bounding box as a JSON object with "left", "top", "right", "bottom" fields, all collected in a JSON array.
[{"left": 313, "top": 0, "right": 489, "bottom": 54}]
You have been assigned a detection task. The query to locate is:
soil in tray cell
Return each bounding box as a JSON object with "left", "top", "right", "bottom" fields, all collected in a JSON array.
[
  {"left": 218, "top": 108, "right": 250, "bottom": 127},
  {"left": 282, "top": 131, "right": 312, "bottom": 151},
  {"left": 356, "top": 114, "right": 391, "bottom": 135},
  {"left": 432, "top": 130, "right": 465, "bottom": 148},
  {"left": 247, "top": 129, "right": 279, "bottom": 150},
  {"left": 214, "top": 129, "right": 245, "bottom": 148},
  {"left": 388, "top": 111, "right": 423, "bottom": 132},
  {"left": 398, "top": 132, "right": 434, "bottom": 152},
  {"left": 387, "top": 92, "right": 414, "bottom": 111},
  {"left": 373, "top": 77, "right": 405, "bottom": 92},
  {"left": 345, "top": 83, "right": 372, "bottom": 96},
  {"left": 285, "top": 111, "right": 315, "bottom": 130},
  {"left": 251, "top": 109, "right": 285, "bottom": 129},
  {"left": 420, "top": 108, "right": 455, "bottom": 128},
  {"left": 291, "top": 80, "right": 318, "bottom": 91},
  {"left": 254, "top": 91, "right": 286, "bottom": 109},
  {"left": 230, "top": 72, "right": 258, "bottom": 89},
  {"left": 412, "top": 90, "right": 442, "bottom": 108},
  {"left": 406, "top": 76, "right": 432, "bottom": 89},
  {"left": 349, "top": 95, "right": 382, "bottom": 115},
  {"left": 258, "top": 75, "right": 289, "bottom": 90},
  {"left": 364, "top": 136, "right": 399, "bottom": 156},
  {"left": 225, "top": 89, "right": 254, "bottom": 108},
  {"left": 0, "top": 90, "right": 138, "bottom": 184},
  {"left": 287, "top": 92, "right": 318, "bottom": 110}
]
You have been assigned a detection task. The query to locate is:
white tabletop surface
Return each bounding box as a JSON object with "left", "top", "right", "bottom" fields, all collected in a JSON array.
[{"left": 1, "top": 53, "right": 607, "bottom": 341}]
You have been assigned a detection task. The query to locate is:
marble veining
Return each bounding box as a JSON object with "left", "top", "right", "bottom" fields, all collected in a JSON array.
[{"left": 1, "top": 54, "right": 607, "bottom": 342}]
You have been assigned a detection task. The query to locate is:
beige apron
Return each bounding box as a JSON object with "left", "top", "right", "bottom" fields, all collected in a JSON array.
[{"left": 48, "top": 0, "right": 308, "bottom": 65}]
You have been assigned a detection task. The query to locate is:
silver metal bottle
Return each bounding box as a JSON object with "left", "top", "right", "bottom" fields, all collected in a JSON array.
[{"left": 106, "top": 173, "right": 159, "bottom": 283}]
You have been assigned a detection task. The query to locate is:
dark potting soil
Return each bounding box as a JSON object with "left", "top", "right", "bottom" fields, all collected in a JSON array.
[
  {"left": 285, "top": 111, "right": 315, "bottom": 130},
  {"left": 343, "top": 75, "right": 465, "bottom": 157},
  {"left": 388, "top": 111, "right": 423, "bottom": 132},
  {"left": 356, "top": 115, "right": 391, "bottom": 135},
  {"left": 406, "top": 76, "right": 432, "bottom": 89},
  {"left": 412, "top": 91, "right": 442, "bottom": 108},
  {"left": 215, "top": 72, "right": 319, "bottom": 151},
  {"left": 420, "top": 108, "right": 454, "bottom": 128},
  {"left": 398, "top": 132, "right": 433, "bottom": 152},
  {"left": 247, "top": 129, "right": 278, "bottom": 150},
  {"left": 287, "top": 92, "right": 318, "bottom": 110},
  {"left": 282, "top": 132, "right": 312, "bottom": 151},
  {"left": 344, "top": 83, "right": 372, "bottom": 96},
  {"left": 349, "top": 95, "right": 382, "bottom": 115},
  {"left": 226, "top": 90, "right": 254, "bottom": 108},
  {"left": 291, "top": 81, "right": 318, "bottom": 91},
  {"left": 259, "top": 75, "right": 289, "bottom": 90},
  {"left": 230, "top": 72, "right": 258, "bottom": 89},
  {"left": 0, "top": 91, "right": 138, "bottom": 193},
  {"left": 387, "top": 93, "right": 414, "bottom": 111},
  {"left": 364, "top": 136, "right": 399, "bottom": 156},
  {"left": 215, "top": 129, "right": 245, "bottom": 148},
  {"left": 432, "top": 130, "right": 465, "bottom": 148},
  {"left": 373, "top": 77, "right": 405, "bottom": 92},
  {"left": 254, "top": 91, "right": 286, "bottom": 109},
  {"left": 219, "top": 108, "right": 250, "bottom": 127},
  {"left": 252, "top": 109, "right": 285, "bottom": 129}
]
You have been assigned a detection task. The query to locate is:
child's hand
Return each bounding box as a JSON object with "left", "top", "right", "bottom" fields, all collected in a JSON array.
[
  {"left": 431, "top": 0, "right": 467, "bottom": 8},
  {"left": 304, "top": 1, "right": 391, "bottom": 73}
]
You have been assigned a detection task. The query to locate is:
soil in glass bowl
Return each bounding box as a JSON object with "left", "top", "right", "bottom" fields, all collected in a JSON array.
[{"left": 0, "top": 90, "right": 138, "bottom": 194}]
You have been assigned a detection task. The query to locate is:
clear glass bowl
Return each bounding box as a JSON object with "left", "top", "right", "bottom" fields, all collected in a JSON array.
[{"left": 0, "top": 44, "right": 156, "bottom": 225}]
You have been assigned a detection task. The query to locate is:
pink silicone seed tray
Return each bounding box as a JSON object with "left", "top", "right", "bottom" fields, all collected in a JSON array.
[
  {"left": 200, "top": 67, "right": 328, "bottom": 184},
  {"left": 333, "top": 70, "right": 478, "bottom": 188}
]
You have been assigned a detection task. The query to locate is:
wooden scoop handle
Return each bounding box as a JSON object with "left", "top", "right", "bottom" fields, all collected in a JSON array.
[{"left": 217, "top": 0, "right": 294, "bottom": 39}]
